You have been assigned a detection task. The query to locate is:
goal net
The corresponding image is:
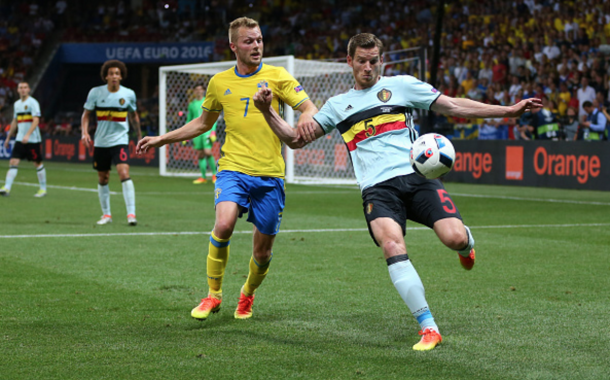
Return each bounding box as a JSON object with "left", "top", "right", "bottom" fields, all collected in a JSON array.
[{"left": 159, "top": 52, "right": 423, "bottom": 184}]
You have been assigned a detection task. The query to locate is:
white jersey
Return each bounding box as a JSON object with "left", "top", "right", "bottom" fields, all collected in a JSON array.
[
  {"left": 84, "top": 85, "right": 137, "bottom": 147},
  {"left": 314, "top": 75, "right": 441, "bottom": 191},
  {"left": 13, "top": 96, "right": 42, "bottom": 143}
]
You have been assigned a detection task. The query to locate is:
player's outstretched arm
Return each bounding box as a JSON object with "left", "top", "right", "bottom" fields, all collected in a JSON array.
[
  {"left": 431, "top": 95, "right": 543, "bottom": 119},
  {"left": 253, "top": 87, "right": 323, "bottom": 149},
  {"left": 136, "top": 110, "right": 219, "bottom": 154}
]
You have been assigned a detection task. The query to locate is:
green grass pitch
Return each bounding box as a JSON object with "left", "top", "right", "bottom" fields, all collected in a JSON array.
[{"left": 1, "top": 162, "right": 609, "bottom": 379}]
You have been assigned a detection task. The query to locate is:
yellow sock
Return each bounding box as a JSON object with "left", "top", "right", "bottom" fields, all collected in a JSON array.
[
  {"left": 243, "top": 254, "right": 272, "bottom": 296},
  {"left": 207, "top": 231, "right": 231, "bottom": 297}
]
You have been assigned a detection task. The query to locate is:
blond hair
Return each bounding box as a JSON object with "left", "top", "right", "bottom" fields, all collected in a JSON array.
[{"left": 229, "top": 17, "right": 259, "bottom": 43}]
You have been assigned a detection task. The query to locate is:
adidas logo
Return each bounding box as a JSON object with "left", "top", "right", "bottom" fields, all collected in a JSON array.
[
  {"left": 344, "top": 105, "right": 353, "bottom": 111},
  {"left": 224, "top": 89, "right": 232, "bottom": 95}
]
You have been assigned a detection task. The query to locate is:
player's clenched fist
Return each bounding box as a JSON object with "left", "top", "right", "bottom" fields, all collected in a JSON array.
[{"left": 253, "top": 86, "right": 273, "bottom": 110}]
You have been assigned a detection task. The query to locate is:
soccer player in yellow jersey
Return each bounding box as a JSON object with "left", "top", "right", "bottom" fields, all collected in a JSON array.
[{"left": 136, "top": 17, "right": 318, "bottom": 320}]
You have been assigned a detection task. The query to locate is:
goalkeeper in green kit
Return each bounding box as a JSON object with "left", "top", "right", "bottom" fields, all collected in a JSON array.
[{"left": 188, "top": 83, "right": 218, "bottom": 184}]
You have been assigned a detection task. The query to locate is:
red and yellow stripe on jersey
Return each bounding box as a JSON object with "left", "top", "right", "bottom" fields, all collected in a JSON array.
[
  {"left": 335, "top": 105, "right": 412, "bottom": 151},
  {"left": 16, "top": 112, "right": 34, "bottom": 124},
  {"left": 95, "top": 108, "right": 128, "bottom": 122},
  {"left": 342, "top": 112, "right": 408, "bottom": 151}
]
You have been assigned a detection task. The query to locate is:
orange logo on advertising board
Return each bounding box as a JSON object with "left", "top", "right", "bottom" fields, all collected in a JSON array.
[
  {"left": 79, "top": 141, "right": 87, "bottom": 160},
  {"left": 453, "top": 151, "right": 492, "bottom": 179},
  {"left": 45, "top": 139, "right": 53, "bottom": 159},
  {"left": 533, "top": 146, "right": 600, "bottom": 184},
  {"left": 54, "top": 140, "right": 75, "bottom": 160},
  {"left": 505, "top": 146, "right": 523, "bottom": 180}
]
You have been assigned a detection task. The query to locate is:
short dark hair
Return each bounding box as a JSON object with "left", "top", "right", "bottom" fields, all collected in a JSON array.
[
  {"left": 347, "top": 33, "right": 384, "bottom": 58},
  {"left": 582, "top": 101, "right": 593, "bottom": 108},
  {"left": 100, "top": 60, "right": 127, "bottom": 82}
]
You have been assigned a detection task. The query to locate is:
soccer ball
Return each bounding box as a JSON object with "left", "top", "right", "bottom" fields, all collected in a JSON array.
[{"left": 409, "top": 133, "right": 456, "bottom": 179}]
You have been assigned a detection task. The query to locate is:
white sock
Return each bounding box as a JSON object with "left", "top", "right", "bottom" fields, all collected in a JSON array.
[
  {"left": 5, "top": 166, "right": 18, "bottom": 190},
  {"left": 387, "top": 254, "right": 439, "bottom": 333},
  {"left": 36, "top": 165, "right": 47, "bottom": 191},
  {"left": 98, "top": 183, "right": 111, "bottom": 216},
  {"left": 458, "top": 225, "right": 475, "bottom": 257},
  {"left": 121, "top": 178, "right": 136, "bottom": 216}
]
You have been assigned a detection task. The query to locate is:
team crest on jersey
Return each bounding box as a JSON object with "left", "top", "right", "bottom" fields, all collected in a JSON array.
[
  {"left": 24, "top": 105, "right": 28, "bottom": 110},
  {"left": 215, "top": 188, "right": 222, "bottom": 199},
  {"left": 119, "top": 98, "right": 125, "bottom": 106},
  {"left": 366, "top": 203, "right": 373, "bottom": 214},
  {"left": 257, "top": 80, "right": 269, "bottom": 88},
  {"left": 377, "top": 89, "right": 392, "bottom": 103}
]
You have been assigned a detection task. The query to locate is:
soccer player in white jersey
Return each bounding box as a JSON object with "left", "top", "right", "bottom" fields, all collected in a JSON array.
[
  {"left": 1, "top": 82, "right": 47, "bottom": 197},
  {"left": 81, "top": 60, "right": 141, "bottom": 226},
  {"left": 253, "top": 33, "right": 542, "bottom": 351}
]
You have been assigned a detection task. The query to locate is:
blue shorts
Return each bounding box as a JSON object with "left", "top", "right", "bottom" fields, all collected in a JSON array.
[{"left": 214, "top": 170, "right": 285, "bottom": 235}]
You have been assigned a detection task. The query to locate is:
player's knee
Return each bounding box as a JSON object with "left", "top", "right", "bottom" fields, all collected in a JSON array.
[
  {"left": 98, "top": 171, "right": 110, "bottom": 185},
  {"left": 381, "top": 239, "right": 405, "bottom": 257},
  {"left": 441, "top": 228, "right": 468, "bottom": 250},
  {"left": 117, "top": 169, "right": 130, "bottom": 181},
  {"left": 253, "top": 249, "right": 272, "bottom": 263},
  {"left": 214, "top": 220, "right": 235, "bottom": 238}
]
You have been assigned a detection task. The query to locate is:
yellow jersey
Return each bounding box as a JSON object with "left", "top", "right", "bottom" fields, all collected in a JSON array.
[{"left": 202, "top": 63, "right": 309, "bottom": 178}]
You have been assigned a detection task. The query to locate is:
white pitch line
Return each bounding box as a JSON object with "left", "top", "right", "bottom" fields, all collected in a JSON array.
[
  {"left": 451, "top": 192, "right": 610, "bottom": 206},
  {"left": 0, "top": 181, "right": 356, "bottom": 196},
  {"left": 31, "top": 166, "right": 162, "bottom": 177},
  {"left": 1, "top": 223, "right": 609, "bottom": 239},
  {"left": 0, "top": 181, "right": 119, "bottom": 194},
  {"left": 136, "top": 190, "right": 359, "bottom": 195},
  {"left": 3, "top": 180, "right": 609, "bottom": 205}
]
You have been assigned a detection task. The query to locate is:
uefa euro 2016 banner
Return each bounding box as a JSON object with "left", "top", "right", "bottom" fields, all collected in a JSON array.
[{"left": 60, "top": 42, "right": 214, "bottom": 63}]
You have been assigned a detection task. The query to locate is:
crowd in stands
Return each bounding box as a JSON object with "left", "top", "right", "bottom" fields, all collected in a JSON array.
[
  {"left": 215, "top": 0, "right": 610, "bottom": 141},
  {"left": 2, "top": 0, "right": 610, "bottom": 142},
  {"left": 60, "top": 0, "right": 217, "bottom": 44},
  {"left": 427, "top": 0, "right": 610, "bottom": 141},
  {"left": 0, "top": 1, "right": 55, "bottom": 117}
]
